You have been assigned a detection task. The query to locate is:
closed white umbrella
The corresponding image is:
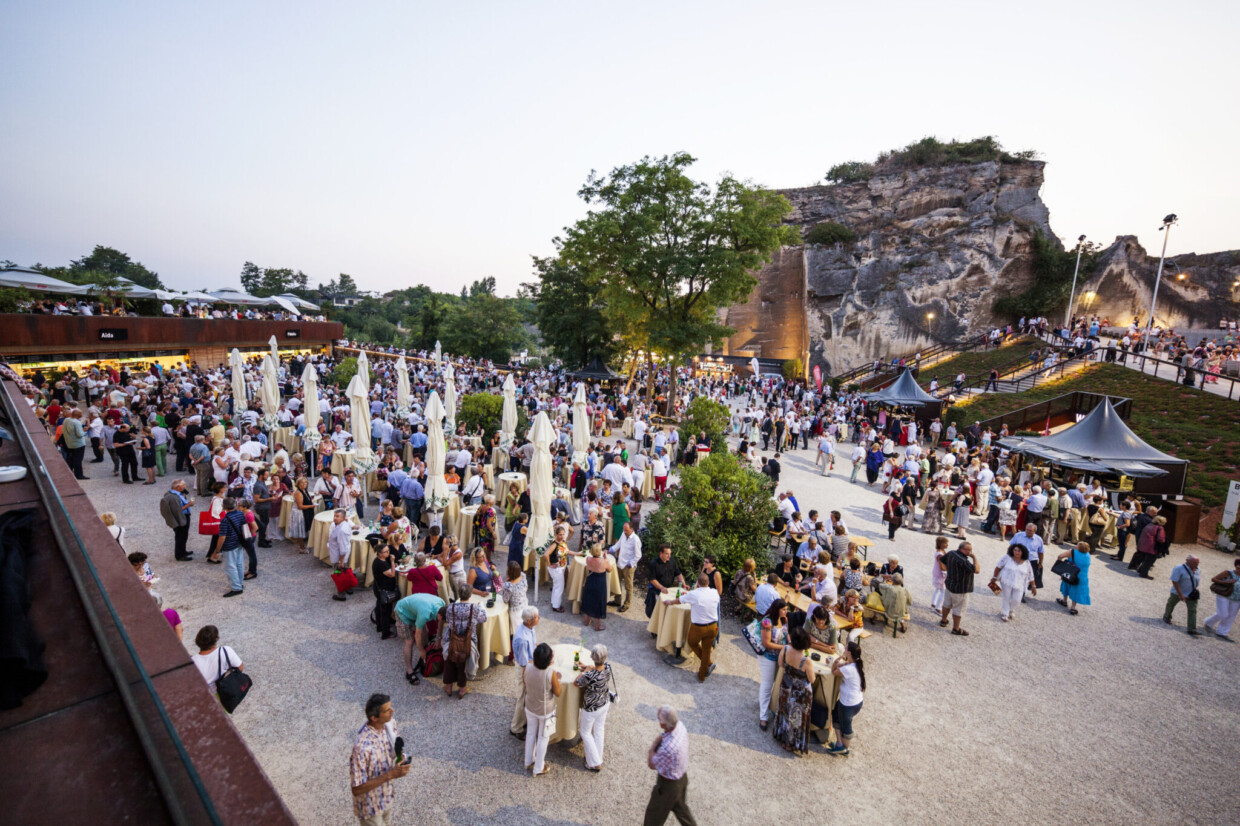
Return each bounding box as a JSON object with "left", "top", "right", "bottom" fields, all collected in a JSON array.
[
  {"left": 269, "top": 335, "right": 279, "bottom": 367},
  {"left": 750, "top": 357, "right": 761, "bottom": 378},
  {"left": 347, "top": 374, "right": 376, "bottom": 485},
  {"left": 230, "top": 349, "right": 248, "bottom": 413},
  {"left": 395, "top": 356, "right": 411, "bottom": 418},
  {"left": 500, "top": 373, "right": 517, "bottom": 448},
  {"left": 356, "top": 350, "right": 370, "bottom": 391},
  {"left": 301, "top": 363, "right": 322, "bottom": 459},
  {"left": 424, "top": 391, "right": 450, "bottom": 512},
  {"left": 527, "top": 411, "right": 554, "bottom": 600},
  {"left": 433, "top": 340, "right": 442, "bottom": 369},
  {"left": 443, "top": 362, "right": 457, "bottom": 435},
  {"left": 572, "top": 382, "right": 590, "bottom": 466},
  {"left": 260, "top": 355, "right": 280, "bottom": 430}
]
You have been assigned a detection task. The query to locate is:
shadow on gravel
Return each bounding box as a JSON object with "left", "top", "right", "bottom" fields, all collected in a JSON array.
[{"left": 445, "top": 806, "right": 591, "bottom": 826}]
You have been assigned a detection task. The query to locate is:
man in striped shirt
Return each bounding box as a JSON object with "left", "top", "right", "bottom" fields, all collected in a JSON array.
[{"left": 644, "top": 706, "right": 697, "bottom": 826}]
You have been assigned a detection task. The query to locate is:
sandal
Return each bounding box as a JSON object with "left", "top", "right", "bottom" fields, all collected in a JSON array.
[
  {"left": 938, "top": 619, "right": 949, "bottom": 627},
  {"left": 759, "top": 719, "right": 769, "bottom": 731},
  {"left": 244, "top": 573, "right": 257, "bottom": 580},
  {"left": 207, "top": 557, "right": 222, "bottom": 564},
  {"left": 1069, "top": 608, "right": 1079, "bottom": 615},
  {"left": 951, "top": 628, "right": 969, "bottom": 636},
  {"left": 1055, "top": 598, "right": 1067, "bottom": 607},
  {"left": 457, "top": 687, "right": 469, "bottom": 699}
]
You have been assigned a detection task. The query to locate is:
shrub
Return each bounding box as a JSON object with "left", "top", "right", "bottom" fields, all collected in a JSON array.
[
  {"left": 643, "top": 452, "right": 778, "bottom": 578},
  {"left": 782, "top": 358, "right": 804, "bottom": 381},
  {"left": 825, "top": 161, "right": 875, "bottom": 184},
  {"left": 678, "top": 396, "right": 730, "bottom": 452},
  {"left": 458, "top": 392, "right": 528, "bottom": 441},
  {"left": 328, "top": 357, "right": 357, "bottom": 390},
  {"left": 804, "top": 221, "right": 857, "bottom": 246}
]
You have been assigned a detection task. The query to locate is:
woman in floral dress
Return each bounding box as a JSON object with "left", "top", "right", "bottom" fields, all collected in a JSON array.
[
  {"left": 474, "top": 493, "right": 498, "bottom": 564},
  {"left": 772, "top": 625, "right": 816, "bottom": 754}
]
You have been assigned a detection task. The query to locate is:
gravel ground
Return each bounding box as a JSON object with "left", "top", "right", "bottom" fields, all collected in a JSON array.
[{"left": 81, "top": 426, "right": 1240, "bottom": 826}]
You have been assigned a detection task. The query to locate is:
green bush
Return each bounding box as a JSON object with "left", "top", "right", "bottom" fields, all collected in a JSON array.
[
  {"left": 328, "top": 357, "right": 357, "bottom": 390},
  {"left": 993, "top": 231, "right": 1100, "bottom": 320},
  {"left": 782, "top": 358, "right": 804, "bottom": 381},
  {"left": 643, "top": 452, "right": 778, "bottom": 578},
  {"left": 678, "top": 396, "right": 730, "bottom": 452},
  {"left": 804, "top": 221, "right": 857, "bottom": 246},
  {"left": 825, "top": 161, "right": 875, "bottom": 184},
  {"left": 458, "top": 392, "right": 528, "bottom": 441}
]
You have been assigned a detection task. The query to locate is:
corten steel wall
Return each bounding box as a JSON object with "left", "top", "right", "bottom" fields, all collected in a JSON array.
[
  {"left": 0, "top": 377, "right": 296, "bottom": 824},
  {"left": 720, "top": 247, "right": 809, "bottom": 365},
  {"left": 0, "top": 314, "right": 342, "bottom": 358}
]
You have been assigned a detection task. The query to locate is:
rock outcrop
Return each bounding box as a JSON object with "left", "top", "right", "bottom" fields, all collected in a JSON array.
[
  {"left": 721, "top": 160, "right": 1055, "bottom": 375},
  {"left": 1078, "top": 236, "right": 1240, "bottom": 331},
  {"left": 719, "top": 159, "right": 1240, "bottom": 376}
]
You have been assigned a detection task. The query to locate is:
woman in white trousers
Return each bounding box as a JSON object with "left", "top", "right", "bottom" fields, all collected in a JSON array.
[
  {"left": 523, "top": 644, "right": 561, "bottom": 776},
  {"left": 575, "top": 644, "right": 613, "bottom": 771},
  {"left": 1203, "top": 559, "right": 1240, "bottom": 638},
  {"left": 756, "top": 600, "right": 789, "bottom": 730},
  {"left": 992, "top": 545, "right": 1035, "bottom": 621}
]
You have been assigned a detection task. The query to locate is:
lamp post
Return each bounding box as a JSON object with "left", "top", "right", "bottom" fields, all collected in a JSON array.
[
  {"left": 1064, "top": 234, "right": 1087, "bottom": 327},
  {"left": 1144, "top": 214, "right": 1178, "bottom": 344}
]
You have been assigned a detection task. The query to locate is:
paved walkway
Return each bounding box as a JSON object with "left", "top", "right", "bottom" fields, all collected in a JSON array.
[{"left": 81, "top": 421, "right": 1240, "bottom": 825}]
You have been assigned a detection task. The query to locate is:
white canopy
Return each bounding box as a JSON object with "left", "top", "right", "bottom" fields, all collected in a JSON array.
[
  {"left": 0, "top": 268, "right": 85, "bottom": 294},
  {"left": 572, "top": 382, "right": 590, "bottom": 464},
  {"left": 229, "top": 349, "right": 248, "bottom": 412},
  {"left": 500, "top": 373, "right": 517, "bottom": 448},
  {"left": 443, "top": 362, "right": 457, "bottom": 435},
  {"left": 527, "top": 411, "right": 555, "bottom": 598},
  {"left": 181, "top": 290, "right": 221, "bottom": 302},
  {"left": 209, "top": 288, "right": 270, "bottom": 306},
  {"left": 274, "top": 293, "right": 320, "bottom": 311},
  {"left": 347, "top": 374, "right": 374, "bottom": 476},
  {"left": 260, "top": 355, "right": 280, "bottom": 419},
  {"left": 424, "top": 391, "right": 450, "bottom": 509},
  {"left": 267, "top": 295, "right": 301, "bottom": 316}
]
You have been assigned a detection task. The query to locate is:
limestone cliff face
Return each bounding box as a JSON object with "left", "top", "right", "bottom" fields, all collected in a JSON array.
[
  {"left": 1078, "top": 236, "right": 1240, "bottom": 331},
  {"left": 721, "top": 160, "right": 1058, "bottom": 375}
]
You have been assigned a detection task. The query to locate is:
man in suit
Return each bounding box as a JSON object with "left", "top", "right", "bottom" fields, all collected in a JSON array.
[{"left": 159, "top": 479, "right": 194, "bottom": 561}]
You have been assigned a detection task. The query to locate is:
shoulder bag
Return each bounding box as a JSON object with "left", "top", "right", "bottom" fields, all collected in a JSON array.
[
  {"left": 447, "top": 604, "right": 476, "bottom": 664},
  {"left": 1051, "top": 556, "right": 1080, "bottom": 586},
  {"left": 197, "top": 510, "right": 221, "bottom": 536},
  {"left": 1209, "top": 572, "right": 1235, "bottom": 598},
  {"left": 742, "top": 618, "right": 766, "bottom": 656},
  {"left": 215, "top": 648, "right": 253, "bottom": 714}
]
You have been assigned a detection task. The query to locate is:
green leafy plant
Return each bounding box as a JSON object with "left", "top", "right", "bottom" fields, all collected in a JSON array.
[
  {"left": 804, "top": 221, "right": 857, "bottom": 246},
  {"left": 782, "top": 358, "right": 804, "bottom": 381},
  {"left": 825, "top": 161, "right": 876, "bottom": 184},
  {"left": 643, "top": 451, "right": 778, "bottom": 577},
  {"left": 328, "top": 357, "right": 357, "bottom": 389},
  {"left": 677, "top": 396, "right": 730, "bottom": 451},
  {"left": 458, "top": 392, "right": 528, "bottom": 440},
  {"left": 993, "top": 231, "right": 1101, "bottom": 319}
]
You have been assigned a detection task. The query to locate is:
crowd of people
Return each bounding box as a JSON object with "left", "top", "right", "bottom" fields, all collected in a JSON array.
[{"left": 11, "top": 324, "right": 1237, "bottom": 825}]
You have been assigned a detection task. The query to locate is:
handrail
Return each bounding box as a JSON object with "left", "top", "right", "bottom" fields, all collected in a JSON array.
[
  {"left": 0, "top": 378, "right": 222, "bottom": 825},
  {"left": 931, "top": 339, "right": 1083, "bottom": 399},
  {"left": 834, "top": 334, "right": 983, "bottom": 383}
]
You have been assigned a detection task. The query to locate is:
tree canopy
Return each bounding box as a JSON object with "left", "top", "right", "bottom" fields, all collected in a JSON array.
[{"left": 522, "top": 256, "right": 613, "bottom": 369}]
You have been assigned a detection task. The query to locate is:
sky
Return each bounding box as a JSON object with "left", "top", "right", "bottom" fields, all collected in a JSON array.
[{"left": 2, "top": 1, "right": 1237, "bottom": 296}]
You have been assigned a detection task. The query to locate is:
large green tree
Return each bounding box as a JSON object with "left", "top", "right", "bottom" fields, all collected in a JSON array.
[
  {"left": 441, "top": 290, "right": 528, "bottom": 363},
  {"left": 240, "top": 261, "right": 309, "bottom": 296},
  {"left": 558, "top": 152, "right": 796, "bottom": 412},
  {"left": 523, "top": 256, "right": 613, "bottom": 369},
  {"left": 69, "top": 245, "right": 164, "bottom": 289}
]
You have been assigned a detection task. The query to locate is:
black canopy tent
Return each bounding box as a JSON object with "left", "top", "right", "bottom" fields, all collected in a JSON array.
[
  {"left": 569, "top": 357, "right": 622, "bottom": 382},
  {"left": 997, "top": 398, "right": 1188, "bottom": 496},
  {"left": 861, "top": 367, "right": 944, "bottom": 422}
]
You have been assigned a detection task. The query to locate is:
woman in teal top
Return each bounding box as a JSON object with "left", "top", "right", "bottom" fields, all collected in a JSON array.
[
  {"left": 1055, "top": 541, "right": 1092, "bottom": 615},
  {"left": 610, "top": 483, "right": 631, "bottom": 543}
]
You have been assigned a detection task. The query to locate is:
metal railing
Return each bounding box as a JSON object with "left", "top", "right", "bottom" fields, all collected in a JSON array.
[
  {"left": 0, "top": 378, "right": 223, "bottom": 825},
  {"left": 832, "top": 332, "right": 991, "bottom": 384},
  {"left": 932, "top": 339, "right": 1086, "bottom": 399},
  {"left": 968, "top": 391, "right": 1132, "bottom": 435}
]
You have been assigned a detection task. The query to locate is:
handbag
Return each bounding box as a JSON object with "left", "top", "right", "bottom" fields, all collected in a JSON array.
[
  {"left": 607, "top": 664, "right": 618, "bottom": 704},
  {"left": 1051, "top": 557, "right": 1080, "bottom": 586},
  {"left": 742, "top": 618, "right": 766, "bottom": 656},
  {"left": 197, "top": 510, "right": 221, "bottom": 536},
  {"left": 215, "top": 648, "right": 252, "bottom": 714},
  {"left": 1090, "top": 510, "right": 1107, "bottom": 526},
  {"left": 446, "top": 604, "right": 477, "bottom": 664},
  {"left": 1210, "top": 578, "right": 1234, "bottom": 597},
  {"left": 331, "top": 567, "right": 359, "bottom": 594}
]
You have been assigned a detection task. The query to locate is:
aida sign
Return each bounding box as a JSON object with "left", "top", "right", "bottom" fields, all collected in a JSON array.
[{"left": 98, "top": 328, "right": 129, "bottom": 341}]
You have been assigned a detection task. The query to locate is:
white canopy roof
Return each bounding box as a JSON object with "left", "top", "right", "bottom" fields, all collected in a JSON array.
[{"left": 0, "top": 267, "right": 87, "bottom": 295}]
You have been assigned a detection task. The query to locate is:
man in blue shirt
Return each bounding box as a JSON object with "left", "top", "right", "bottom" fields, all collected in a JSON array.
[
  {"left": 399, "top": 474, "right": 424, "bottom": 527},
  {"left": 408, "top": 426, "right": 428, "bottom": 461},
  {"left": 386, "top": 467, "right": 407, "bottom": 505},
  {"left": 509, "top": 606, "right": 540, "bottom": 737},
  {"left": 753, "top": 573, "right": 780, "bottom": 615},
  {"left": 1164, "top": 555, "right": 1202, "bottom": 636}
]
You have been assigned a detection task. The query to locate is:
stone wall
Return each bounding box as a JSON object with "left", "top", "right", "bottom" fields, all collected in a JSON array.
[{"left": 718, "top": 246, "right": 808, "bottom": 365}]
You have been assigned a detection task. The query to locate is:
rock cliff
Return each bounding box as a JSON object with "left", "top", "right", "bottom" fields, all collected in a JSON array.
[
  {"left": 1078, "top": 236, "right": 1240, "bottom": 331},
  {"left": 720, "top": 159, "right": 1240, "bottom": 375}
]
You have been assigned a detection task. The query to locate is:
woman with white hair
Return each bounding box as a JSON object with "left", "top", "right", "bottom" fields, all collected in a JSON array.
[{"left": 574, "top": 644, "right": 614, "bottom": 772}]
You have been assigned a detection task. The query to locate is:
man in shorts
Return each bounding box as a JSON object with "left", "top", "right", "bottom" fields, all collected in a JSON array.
[
  {"left": 938, "top": 541, "right": 979, "bottom": 636},
  {"left": 394, "top": 593, "right": 445, "bottom": 685}
]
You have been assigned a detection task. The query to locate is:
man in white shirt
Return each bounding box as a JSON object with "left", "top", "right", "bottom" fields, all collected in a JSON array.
[
  {"left": 609, "top": 521, "right": 642, "bottom": 612},
  {"left": 338, "top": 469, "right": 364, "bottom": 519},
  {"left": 633, "top": 418, "right": 647, "bottom": 446},
  {"left": 312, "top": 469, "right": 344, "bottom": 507},
  {"left": 670, "top": 573, "right": 721, "bottom": 682},
  {"left": 331, "top": 425, "right": 353, "bottom": 449},
  {"left": 777, "top": 492, "right": 795, "bottom": 522}
]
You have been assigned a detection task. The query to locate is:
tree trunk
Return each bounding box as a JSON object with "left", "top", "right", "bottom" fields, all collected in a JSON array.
[
  {"left": 664, "top": 356, "right": 678, "bottom": 417},
  {"left": 623, "top": 353, "right": 639, "bottom": 397},
  {"left": 645, "top": 352, "right": 656, "bottom": 405}
]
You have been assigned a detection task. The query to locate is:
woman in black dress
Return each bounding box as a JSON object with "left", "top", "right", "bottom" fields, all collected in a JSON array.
[
  {"left": 580, "top": 545, "right": 613, "bottom": 632},
  {"left": 139, "top": 426, "right": 157, "bottom": 485},
  {"left": 371, "top": 543, "right": 399, "bottom": 639}
]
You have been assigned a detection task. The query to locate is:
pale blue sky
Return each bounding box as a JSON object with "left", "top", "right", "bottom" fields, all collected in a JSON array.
[{"left": 2, "top": 1, "right": 1236, "bottom": 296}]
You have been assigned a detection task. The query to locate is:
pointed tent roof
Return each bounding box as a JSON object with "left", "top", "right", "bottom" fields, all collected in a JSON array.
[
  {"left": 862, "top": 367, "right": 940, "bottom": 407},
  {"left": 997, "top": 398, "right": 1187, "bottom": 478},
  {"left": 570, "top": 357, "right": 621, "bottom": 381}
]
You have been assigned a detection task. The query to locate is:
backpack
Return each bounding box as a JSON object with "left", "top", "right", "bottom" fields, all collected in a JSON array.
[{"left": 446, "top": 604, "right": 477, "bottom": 664}]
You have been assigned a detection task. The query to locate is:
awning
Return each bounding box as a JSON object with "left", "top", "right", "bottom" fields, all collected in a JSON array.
[
  {"left": 862, "top": 367, "right": 941, "bottom": 407},
  {"left": 274, "top": 293, "right": 320, "bottom": 311},
  {"left": 207, "top": 289, "right": 270, "bottom": 306},
  {"left": 0, "top": 268, "right": 88, "bottom": 295},
  {"left": 266, "top": 295, "right": 301, "bottom": 315}
]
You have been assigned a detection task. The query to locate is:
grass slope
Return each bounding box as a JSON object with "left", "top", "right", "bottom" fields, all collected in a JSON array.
[
  {"left": 917, "top": 336, "right": 1040, "bottom": 387},
  {"left": 944, "top": 363, "right": 1240, "bottom": 511}
]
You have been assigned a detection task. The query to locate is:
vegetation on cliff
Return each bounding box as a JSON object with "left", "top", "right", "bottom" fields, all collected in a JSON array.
[
  {"left": 825, "top": 136, "right": 1037, "bottom": 184},
  {"left": 993, "top": 232, "right": 1102, "bottom": 319},
  {"left": 803, "top": 221, "right": 857, "bottom": 246}
]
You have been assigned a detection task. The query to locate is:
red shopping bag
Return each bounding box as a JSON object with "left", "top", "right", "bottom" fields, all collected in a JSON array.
[
  {"left": 331, "top": 567, "right": 359, "bottom": 594},
  {"left": 197, "top": 511, "right": 221, "bottom": 536}
]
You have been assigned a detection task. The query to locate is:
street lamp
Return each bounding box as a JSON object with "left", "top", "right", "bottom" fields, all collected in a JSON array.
[
  {"left": 1065, "top": 234, "right": 1087, "bottom": 327},
  {"left": 926, "top": 311, "right": 935, "bottom": 338},
  {"left": 1144, "top": 214, "right": 1178, "bottom": 341},
  {"left": 1083, "top": 291, "right": 1097, "bottom": 312}
]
